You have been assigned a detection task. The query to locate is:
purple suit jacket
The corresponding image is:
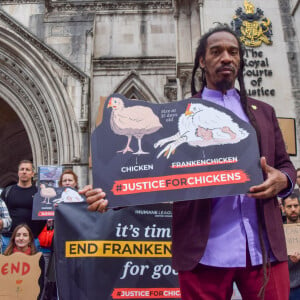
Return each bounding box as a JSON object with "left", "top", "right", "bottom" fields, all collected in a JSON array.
[{"left": 172, "top": 96, "right": 296, "bottom": 271}]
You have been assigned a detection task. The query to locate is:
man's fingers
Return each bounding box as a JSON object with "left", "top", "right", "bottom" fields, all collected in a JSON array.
[
  {"left": 85, "top": 190, "right": 106, "bottom": 204},
  {"left": 79, "top": 184, "right": 93, "bottom": 195},
  {"left": 87, "top": 200, "right": 101, "bottom": 212},
  {"left": 87, "top": 199, "right": 108, "bottom": 213},
  {"left": 260, "top": 156, "right": 267, "bottom": 171},
  {"left": 248, "top": 156, "right": 288, "bottom": 199},
  {"left": 79, "top": 186, "right": 109, "bottom": 212},
  {"left": 248, "top": 178, "right": 278, "bottom": 199}
]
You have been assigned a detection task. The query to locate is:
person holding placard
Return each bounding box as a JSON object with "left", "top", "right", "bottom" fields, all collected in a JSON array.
[
  {"left": 44, "top": 168, "right": 80, "bottom": 300},
  {"left": 4, "top": 223, "right": 45, "bottom": 299},
  {"left": 283, "top": 192, "right": 300, "bottom": 225},
  {"left": 282, "top": 192, "right": 300, "bottom": 300},
  {"left": 83, "top": 23, "right": 296, "bottom": 300}
]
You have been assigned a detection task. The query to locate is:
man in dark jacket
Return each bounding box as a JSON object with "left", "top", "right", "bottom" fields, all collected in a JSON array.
[{"left": 83, "top": 24, "right": 296, "bottom": 300}]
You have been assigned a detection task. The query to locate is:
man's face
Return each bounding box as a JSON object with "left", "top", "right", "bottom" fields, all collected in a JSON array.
[
  {"left": 18, "top": 163, "right": 34, "bottom": 184},
  {"left": 199, "top": 31, "right": 240, "bottom": 92},
  {"left": 283, "top": 197, "right": 300, "bottom": 223},
  {"left": 296, "top": 170, "right": 300, "bottom": 187}
]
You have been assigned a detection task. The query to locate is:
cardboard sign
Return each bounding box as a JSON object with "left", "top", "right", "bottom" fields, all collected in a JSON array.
[
  {"left": 91, "top": 94, "right": 263, "bottom": 208},
  {"left": 277, "top": 118, "right": 297, "bottom": 156},
  {"left": 283, "top": 223, "right": 300, "bottom": 255},
  {"left": 0, "top": 252, "right": 42, "bottom": 299}
]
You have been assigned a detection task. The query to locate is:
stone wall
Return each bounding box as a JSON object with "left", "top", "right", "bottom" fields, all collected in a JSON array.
[{"left": 0, "top": 0, "right": 299, "bottom": 183}]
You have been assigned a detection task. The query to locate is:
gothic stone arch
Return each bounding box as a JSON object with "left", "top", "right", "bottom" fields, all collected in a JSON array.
[
  {"left": 0, "top": 25, "right": 84, "bottom": 168},
  {"left": 114, "top": 71, "right": 159, "bottom": 103}
]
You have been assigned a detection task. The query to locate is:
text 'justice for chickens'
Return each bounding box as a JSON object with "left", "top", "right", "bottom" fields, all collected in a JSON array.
[
  {"left": 111, "top": 288, "right": 180, "bottom": 299},
  {"left": 111, "top": 170, "right": 249, "bottom": 195}
]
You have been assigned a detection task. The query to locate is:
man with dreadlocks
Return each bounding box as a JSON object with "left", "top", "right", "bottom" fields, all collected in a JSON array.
[
  {"left": 171, "top": 24, "right": 295, "bottom": 300},
  {"left": 82, "top": 24, "right": 296, "bottom": 300}
]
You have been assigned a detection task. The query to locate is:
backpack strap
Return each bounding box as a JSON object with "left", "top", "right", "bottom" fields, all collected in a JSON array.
[{"left": 3, "top": 184, "right": 14, "bottom": 203}]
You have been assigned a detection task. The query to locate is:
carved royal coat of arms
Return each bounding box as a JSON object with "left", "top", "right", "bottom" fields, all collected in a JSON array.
[{"left": 231, "top": 0, "right": 273, "bottom": 47}]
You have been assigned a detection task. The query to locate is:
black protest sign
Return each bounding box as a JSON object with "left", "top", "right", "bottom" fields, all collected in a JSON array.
[
  {"left": 32, "top": 187, "right": 84, "bottom": 220},
  {"left": 92, "top": 94, "right": 263, "bottom": 208},
  {"left": 55, "top": 203, "right": 180, "bottom": 300}
]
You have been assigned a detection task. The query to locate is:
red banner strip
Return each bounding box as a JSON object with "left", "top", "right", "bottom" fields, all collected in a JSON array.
[
  {"left": 38, "top": 211, "right": 54, "bottom": 217},
  {"left": 111, "top": 288, "right": 181, "bottom": 299},
  {"left": 112, "top": 170, "right": 249, "bottom": 195}
]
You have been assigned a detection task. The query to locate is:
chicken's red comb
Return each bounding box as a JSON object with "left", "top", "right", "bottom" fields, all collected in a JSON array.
[{"left": 185, "top": 103, "right": 192, "bottom": 115}]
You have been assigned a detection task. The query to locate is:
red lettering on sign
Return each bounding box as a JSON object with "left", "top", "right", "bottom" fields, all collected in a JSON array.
[{"left": 0, "top": 262, "right": 31, "bottom": 276}]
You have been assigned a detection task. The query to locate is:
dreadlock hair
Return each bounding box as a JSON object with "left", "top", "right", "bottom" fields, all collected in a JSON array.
[{"left": 191, "top": 23, "right": 269, "bottom": 299}]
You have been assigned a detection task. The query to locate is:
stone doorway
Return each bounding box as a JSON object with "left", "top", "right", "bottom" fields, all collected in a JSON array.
[{"left": 0, "top": 98, "right": 32, "bottom": 187}]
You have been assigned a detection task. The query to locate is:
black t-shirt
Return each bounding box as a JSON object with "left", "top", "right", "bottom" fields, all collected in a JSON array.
[{"left": 1, "top": 184, "right": 46, "bottom": 237}]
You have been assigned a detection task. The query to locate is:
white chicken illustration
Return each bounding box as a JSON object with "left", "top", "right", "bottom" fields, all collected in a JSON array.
[
  {"left": 40, "top": 184, "right": 57, "bottom": 205},
  {"left": 52, "top": 188, "right": 84, "bottom": 204},
  {"left": 154, "top": 102, "right": 249, "bottom": 158},
  {"left": 108, "top": 97, "right": 163, "bottom": 154}
]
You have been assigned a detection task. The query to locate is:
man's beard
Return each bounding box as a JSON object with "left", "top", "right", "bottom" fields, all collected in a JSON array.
[
  {"left": 215, "top": 79, "right": 234, "bottom": 92},
  {"left": 287, "top": 214, "right": 299, "bottom": 223}
]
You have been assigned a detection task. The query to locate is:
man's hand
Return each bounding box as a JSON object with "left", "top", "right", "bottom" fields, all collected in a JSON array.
[
  {"left": 289, "top": 252, "right": 300, "bottom": 263},
  {"left": 0, "top": 219, "right": 3, "bottom": 231},
  {"left": 247, "top": 156, "right": 288, "bottom": 199},
  {"left": 79, "top": 185, "right": 109, "bottom": 213}
]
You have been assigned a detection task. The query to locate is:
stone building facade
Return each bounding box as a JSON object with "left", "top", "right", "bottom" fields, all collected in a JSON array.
[{"left": 0, "top": 0, "right": 299, "bottom": 187}]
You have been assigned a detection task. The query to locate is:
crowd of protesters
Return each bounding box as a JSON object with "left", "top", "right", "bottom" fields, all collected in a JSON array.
[{"left": 0, "top": 160, "right": 80, "bottom": 300}]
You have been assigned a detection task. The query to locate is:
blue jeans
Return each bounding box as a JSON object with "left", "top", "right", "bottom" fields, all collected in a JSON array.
[
  {"left": 2, "top": 236, "right": 41, "bottom": 252},
  {"left": 290, "top": 286, "right": 300, "bottom": 300}
]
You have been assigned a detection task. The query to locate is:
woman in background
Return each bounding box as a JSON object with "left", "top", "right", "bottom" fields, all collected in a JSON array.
[
  {"left": 58, "top": 169, "right": 78, "bottom": 189},
  {"left": 4, "top": 223, "right": 45, "bottom": 299},
  {"left": 44, "top": 168, "right": 80, "bottom": 299}
]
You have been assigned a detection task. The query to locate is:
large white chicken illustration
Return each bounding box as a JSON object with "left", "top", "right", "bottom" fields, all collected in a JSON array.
[
  {"left": 154, "top": 102, "right": 249, "bottom": 158},
  {"left": 52, "top": 188, "right": 84, "bottom": 204},
  {"left": 108, "top": 97, "right": 163, "bottom": 154}
]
